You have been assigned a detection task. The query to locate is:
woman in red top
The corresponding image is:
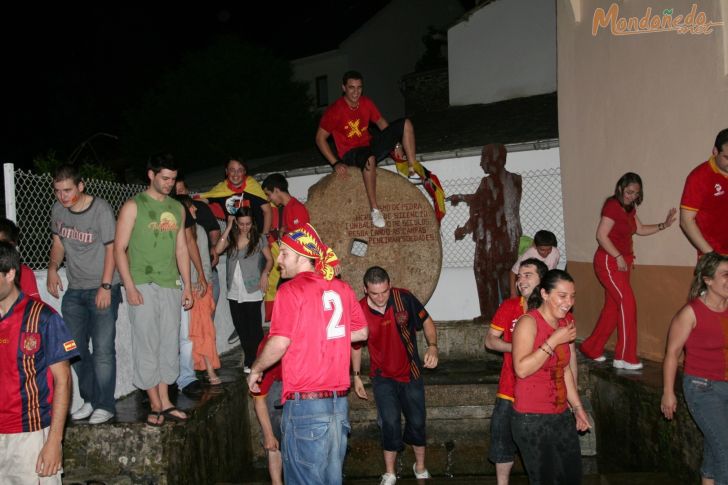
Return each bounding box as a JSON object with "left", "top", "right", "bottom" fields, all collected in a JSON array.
[
  {"left": 512, "top": 269, "right": 590, "bottom": 484},
  {"left": 662, "top": 253, "right": 728, "bottom": 485},
  {"left": 580, "top": 172, "right": 676, "bottom": 369}
]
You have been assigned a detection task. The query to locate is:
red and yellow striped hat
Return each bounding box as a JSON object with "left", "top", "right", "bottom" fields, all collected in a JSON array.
[{"left": 280, "top": 223, "right": 339, "bottom": 280}]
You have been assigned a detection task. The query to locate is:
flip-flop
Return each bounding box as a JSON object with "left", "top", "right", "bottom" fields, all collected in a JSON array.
[
  {"left": 161, "top": 406, "right": 188, "bottom": 422},
  {"left": 146, "top": 411, "right": 164, "bottom": 427}
]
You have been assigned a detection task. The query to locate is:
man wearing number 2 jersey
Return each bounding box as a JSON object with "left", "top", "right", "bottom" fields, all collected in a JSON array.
[{"left": 248, "top": 223, "right": 368, "bottom": 485}]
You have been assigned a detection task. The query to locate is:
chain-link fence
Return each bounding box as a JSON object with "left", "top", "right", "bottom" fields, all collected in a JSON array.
[
  {"left": 7, "top": 164, "right": 565, "bottom": 272},
  {"left": 438, "top": 167, "right": 566, "bottom": 268},
  {"left": 10, "top": 168, "right": 146, "bottom": 270}
]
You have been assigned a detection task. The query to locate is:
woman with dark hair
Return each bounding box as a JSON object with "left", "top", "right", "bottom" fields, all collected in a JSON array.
[
  {"left": 512, "top": 269, "right": 590, "bottom": 484},
  {"left": 580, "top": 172, "right": 677, "bottom": 370},
  {"left": 662, "top": 253, "right": 728, "bottom": 485},
  {"left": 215, "top": 208, "right": 272, "bottom": 372}
]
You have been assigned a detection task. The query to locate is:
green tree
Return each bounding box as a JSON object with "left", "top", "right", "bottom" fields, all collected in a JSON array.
[
  {"left": 122, "top": 36, "right": 314, "bottom": 173},
  {"left": 33, "top": 150, "right": 117, "bottom": 182}
]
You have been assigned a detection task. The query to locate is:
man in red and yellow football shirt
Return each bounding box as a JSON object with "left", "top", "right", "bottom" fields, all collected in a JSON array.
[
  {"left": 485, "top": 258, "right": 547, "bottom": 484},
  {"left": 681, "top": 128, "right": 728, "bottom": 256}
]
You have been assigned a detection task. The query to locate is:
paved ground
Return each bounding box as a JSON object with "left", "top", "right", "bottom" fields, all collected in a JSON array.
[{"left": 220, "top": 471, "right": 683, "bottom": 485}]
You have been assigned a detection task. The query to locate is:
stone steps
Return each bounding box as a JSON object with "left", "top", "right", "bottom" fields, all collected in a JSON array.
[{"left": 344, "top": 360, "right": 508, "bottom": 479}]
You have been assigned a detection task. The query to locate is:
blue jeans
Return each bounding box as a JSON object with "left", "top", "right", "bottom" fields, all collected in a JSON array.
[
  {"left": 61, "top": 285, "right": 121, "bottom": 413},
  {"left": 489, "top": 397, "right": 517, "bottom": 464},
  {"left": 282, "top": 393, "right": 350, "bottom": 485},
  {"left": 683, "top": 374, "right": 728, "bottom": 484},
  {"left": 372, "top": 376, "right": 426, "bottom": 451}
]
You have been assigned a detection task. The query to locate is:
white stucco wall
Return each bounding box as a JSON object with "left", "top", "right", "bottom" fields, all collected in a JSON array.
[
  {"left": 291, "top": 50, "right": 348, "bottom": 110},
  {"left": 292, "top": 0, "right": 464, "bottom": 118},
  {"left": 448, "top": 0, "right": 557, "bottom": 106}
]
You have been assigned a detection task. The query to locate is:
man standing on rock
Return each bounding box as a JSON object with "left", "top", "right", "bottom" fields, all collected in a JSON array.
[
  {"left": 352, "top": 266, "right": 438, "bottom": 485},
  {"left": 248, "top": 224, "right": 368, "bottom": 485},
  {"left": 0, "top": 241, "right": 79, "bottom": 483}
]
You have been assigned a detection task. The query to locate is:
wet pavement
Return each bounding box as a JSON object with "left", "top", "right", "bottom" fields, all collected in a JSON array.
[{"left": 219, "top": 471, "right": 684, "bottom": 484}]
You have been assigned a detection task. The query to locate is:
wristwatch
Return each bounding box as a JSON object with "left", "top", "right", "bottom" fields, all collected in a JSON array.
[{"left": 100, "top": 283, "right": 112, "bottom": 290}]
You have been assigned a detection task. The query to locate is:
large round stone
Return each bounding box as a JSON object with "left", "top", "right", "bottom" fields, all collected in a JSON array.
[{"left": 306, "top": 167, "right": 442, "bottom": 303}]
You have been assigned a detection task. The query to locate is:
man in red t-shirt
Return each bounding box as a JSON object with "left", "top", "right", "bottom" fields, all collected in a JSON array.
[
  {"left": 484, "top": 258, "right": 547, "bottom": 485},
  {"left": 247, "top": 223, "right": 368, "bottom": 485},
  {"left": 260, "top": 173, "right": 311, "bottom": 320},
  {"left": 0, "top": 218, "right": 40, "bottom": 300},
  {"left": 352, "top": 266, "right": 438, "bottom": 484},
  {"left": 315, "top": 70, "right": 419, "bottom": 229},
  {"left": 680, "top": 128, "right": 728, "bottom": 256},
  {"left": 261, "top": 173, "right": 310, "bottom": 239}
]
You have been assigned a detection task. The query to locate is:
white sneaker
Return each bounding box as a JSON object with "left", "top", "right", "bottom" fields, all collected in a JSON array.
[
  {"left": 88, "top": 409, "right": 114, "bottom": 424},
  {"left": 413, "top": 463, "right": 431, "bottom": 479},
  {"left": 592, "top": 355, "right": 606, "bottom": 362},
  {"left": 380, "top": 473, "right": 397, "bottom": 485},
  {"left": 371, "top": 209, "right": 386, "bottom": 228},
  {"left": 613, "top": 359, "right": 643, "bottom": 370},
  {"left": 71, "top": 402, "right": 93, "bottom": 421}
]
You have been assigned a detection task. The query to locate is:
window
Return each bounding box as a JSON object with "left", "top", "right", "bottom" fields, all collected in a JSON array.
[{"left": 316, "top": 75, "right": 328, "bottom": 107}]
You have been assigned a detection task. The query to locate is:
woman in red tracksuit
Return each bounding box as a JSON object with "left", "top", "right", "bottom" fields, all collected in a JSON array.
[{"left": 579, "top": 173, "right": 676, "bottom": 370}]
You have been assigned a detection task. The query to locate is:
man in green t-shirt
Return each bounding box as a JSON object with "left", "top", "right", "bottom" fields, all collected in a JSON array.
[{"left": 114, "top": 153, "right": 193, "bottom": 426}]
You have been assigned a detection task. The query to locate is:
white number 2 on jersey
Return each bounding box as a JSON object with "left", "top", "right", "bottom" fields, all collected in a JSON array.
[{"left": 323, "top": 290, "right": 345, "bottom": 340}]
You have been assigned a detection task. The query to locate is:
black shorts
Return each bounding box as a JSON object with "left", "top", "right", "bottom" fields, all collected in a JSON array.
[{"left": 341, "top": 118, "right": 406, "bottom": 169}]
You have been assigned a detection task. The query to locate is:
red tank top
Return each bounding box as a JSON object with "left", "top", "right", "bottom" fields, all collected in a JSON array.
[
  {"left": 514, "top": 309, "right": 570, "bottom": 414},
  {"left": 684, "top": 298, "right": 728, "bottom": 381}
]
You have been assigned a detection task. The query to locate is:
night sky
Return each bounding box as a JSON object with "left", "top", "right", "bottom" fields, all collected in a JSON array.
[{"left": 0, "top": 2, "right": 391, "bottom": 170}]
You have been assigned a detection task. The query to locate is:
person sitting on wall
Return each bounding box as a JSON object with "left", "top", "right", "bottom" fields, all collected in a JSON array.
[{"left": 315, "top": 70, "right": 419, "bottom": 229}]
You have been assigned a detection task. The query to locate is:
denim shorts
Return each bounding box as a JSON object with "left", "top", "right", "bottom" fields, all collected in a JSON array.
[
  {"left": 683, "top": 374, "right": 728, "bottom": 484},
  {"left": 372, "top": 375, "right": 426, "bottom": 451},
  {"left": 489, "top": 397, "right": 517, "bottom": 464}
]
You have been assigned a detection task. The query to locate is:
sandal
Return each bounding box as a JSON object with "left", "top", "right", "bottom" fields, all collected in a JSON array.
[
  {"left": 146, "top": 411, "right": 164, "bottom": 427},
  {"left": 161, "top": 406, "right": 188, "bottom": 422}
]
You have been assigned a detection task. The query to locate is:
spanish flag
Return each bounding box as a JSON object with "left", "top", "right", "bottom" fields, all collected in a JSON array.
[{"left": 391, "top": 151, "right": 447, "bottom": 224}]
